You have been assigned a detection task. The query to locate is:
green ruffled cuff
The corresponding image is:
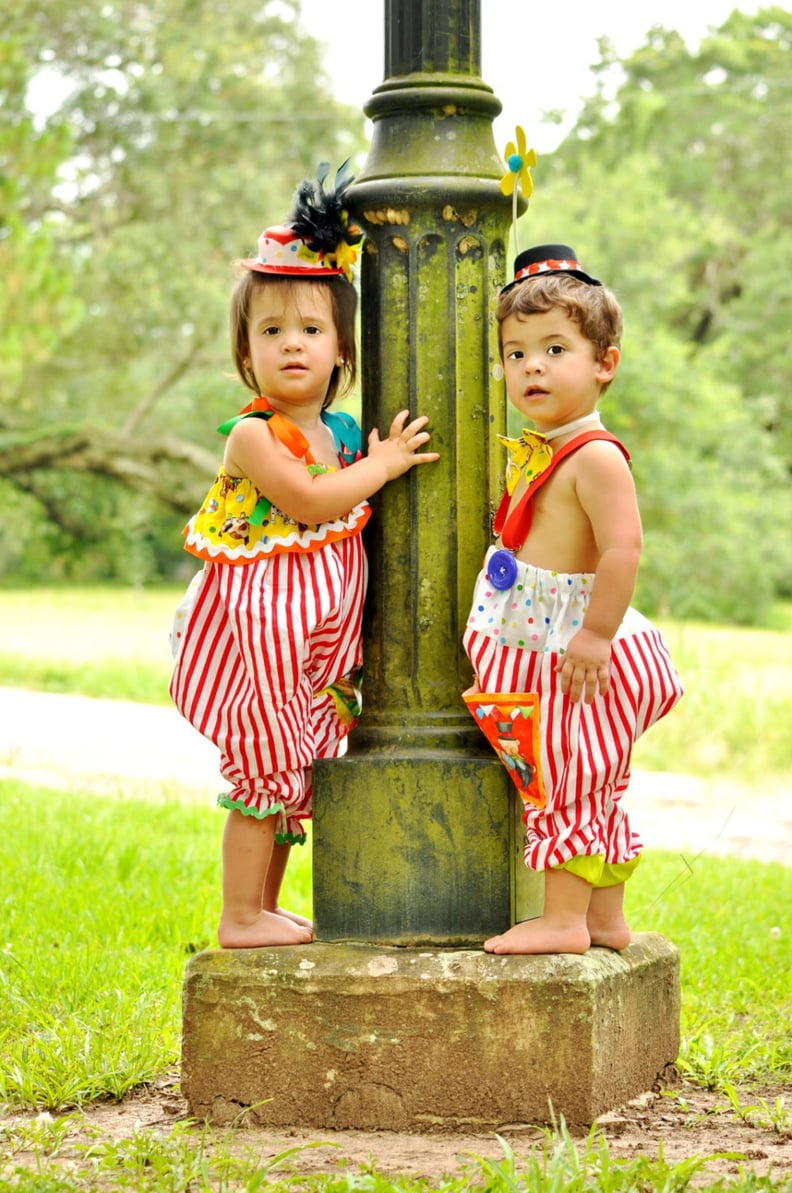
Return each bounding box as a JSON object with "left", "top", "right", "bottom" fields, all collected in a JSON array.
[
  {"left": 275, "top": 830, "right": 308, "bottom": 846},
  {"left": 216, "top": 793, "right": 307, "bottom": 845}
]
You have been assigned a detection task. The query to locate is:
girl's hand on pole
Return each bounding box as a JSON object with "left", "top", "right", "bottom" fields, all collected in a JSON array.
[{"left": 367, "top": 410, "right": 440, "bottom": 480}]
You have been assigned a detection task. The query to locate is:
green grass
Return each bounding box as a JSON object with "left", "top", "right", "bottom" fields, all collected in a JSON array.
[
  {"left": 0, "top": 586, "right": 177, "bottom": 705},
  {"left": 1, "top": 781, "right": 790, "bottom": 1190},
  {"left": 1, "top": 588, "right": 791, "bottom": 1189},
  {"left": 627, "top": 853, "right": 792, "bottom": 1087},
  {"left": 0, "top": 1117, "right": 773, "bottom": 1192},
  {"left": 0, "top": 587, "right": 791, "bottom": 779},
  {"left": 1, "top": 781, "right": 789, "bottom": 1113},
  {"left": 631, "top": 616, "right": 792, "bottom": 777}
]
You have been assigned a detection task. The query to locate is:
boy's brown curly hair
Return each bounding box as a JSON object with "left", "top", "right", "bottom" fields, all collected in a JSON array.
[{"left": 497, "top": 274, "right": 623, "bottom": 392}]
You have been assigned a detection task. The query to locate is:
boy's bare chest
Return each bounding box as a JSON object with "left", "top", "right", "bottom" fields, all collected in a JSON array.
[{"left": 504, "top": 472, "right": 597, "bottom": 571}]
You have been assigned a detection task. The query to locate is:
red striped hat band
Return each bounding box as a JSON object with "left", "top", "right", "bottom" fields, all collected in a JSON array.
[{"left": 513, "top": 257, "right": 584, "bottom": 282}]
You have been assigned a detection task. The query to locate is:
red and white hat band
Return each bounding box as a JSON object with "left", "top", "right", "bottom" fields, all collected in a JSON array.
[
  {"left": 250, "top": 225, "right": 343, "bottom": 276},
  {"left": 513, "top": 257, "right": 584, "bottom": 283}
]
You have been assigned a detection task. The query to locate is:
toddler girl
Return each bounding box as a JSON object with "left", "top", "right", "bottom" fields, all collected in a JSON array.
[{"left": 170, "top": 167, "right": 438, "bottom": 948}]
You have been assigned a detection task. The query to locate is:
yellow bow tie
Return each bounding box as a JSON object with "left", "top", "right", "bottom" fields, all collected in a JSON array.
[{"left": 497, "top": 429, "right": 554, "bottom": 496}]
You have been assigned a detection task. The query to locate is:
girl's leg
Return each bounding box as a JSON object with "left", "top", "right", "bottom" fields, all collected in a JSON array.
[
  {"left": 587, "top": 882, "right": 631, "bottom": 950},
  {"left": 262, "top": 840, "right": 312, "bottom": 928},
  {"left": 484, "top": 868, "right": 592, "bottom": 955},
  {"left": 218, "top": 809, "right": 312, "bottom": 948}
]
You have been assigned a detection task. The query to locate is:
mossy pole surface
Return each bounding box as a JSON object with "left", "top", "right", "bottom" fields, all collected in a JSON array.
[{"left": 312, "top": 0, "right": 540, "bottom": 945}]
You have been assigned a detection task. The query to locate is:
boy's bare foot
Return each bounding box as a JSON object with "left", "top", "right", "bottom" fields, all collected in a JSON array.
[
  {"left": 485, "top": 869, "right": 594, "bottom": 954},
  {"left": 218, "top": 909, "right": 313, "bottom": 949},
  {"left": 587, "top": 883, "right": 631, "bottom": 950},
  {"left": 588, "top": 924, "right": 631, "bottom": 950},
  {"left": 484, "top": 917, "right": 590, "bottom": 955}
]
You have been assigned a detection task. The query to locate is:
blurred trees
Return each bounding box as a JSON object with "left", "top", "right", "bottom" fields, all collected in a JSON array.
[
  {"left": 521, "top": 5, "right": 791, "bottom": 622},
  {"left": 1, "top": 4, "right": 789, "bottom": 623},
  {"left": 0, "top": 0, "right": 366, "bottom": 582}
]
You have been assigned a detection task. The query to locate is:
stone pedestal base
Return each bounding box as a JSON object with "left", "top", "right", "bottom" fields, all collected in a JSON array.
[{"left": 182, "top": 935, "right": 679, "bottom": 1130}]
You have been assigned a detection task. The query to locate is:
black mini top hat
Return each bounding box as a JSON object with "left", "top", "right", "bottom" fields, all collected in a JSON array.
[{"left": 501, "top": 243, "right": 602, "bottom": 294}]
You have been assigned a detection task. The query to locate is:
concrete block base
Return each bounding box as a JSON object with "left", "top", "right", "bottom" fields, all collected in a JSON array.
[{"left": 182, "top": 934, "right": 680, "bottom": 1130}]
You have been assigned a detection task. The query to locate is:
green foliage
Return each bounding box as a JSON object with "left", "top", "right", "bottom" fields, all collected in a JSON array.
[
  {"left": 718, "top": 1085, "right": 789, "bottom": 1135},
  {"left": 1, "top": 0, "right": 366, "bottom": 581},
  {"left": 540, "top": 6, "right": 792, "bottom": 475},
  {"left": 2, "top": 5, "right": 790, "bottom": 612},
  {"left": 523, "top": 56, "right": 792, "bottom": 624},
  {"left": 0, "top": 33, "right": 82, "bottom": 396},
  {"left": 466, "top": 1127, "right": 747, "bottom": 1193},
  {"left": 0, "top": 1127, "right": 786, "bottom": 1193},
  {"left": 0, "top": 1113, "right": 335, "bottom": 1191}
]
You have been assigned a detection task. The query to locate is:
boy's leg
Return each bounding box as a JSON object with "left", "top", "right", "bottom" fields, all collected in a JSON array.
[
  {"left": 484, "top": 867, "right": 592, "bottom": 955},
  {"left": 587, "top": 882, "right": 631, "bottom": 950},
  {"left": 218, "top": 809, "right": 312, "bottom": 948}
]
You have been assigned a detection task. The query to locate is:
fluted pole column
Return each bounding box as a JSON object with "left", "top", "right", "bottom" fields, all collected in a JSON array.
[{"left": 312, "top": 0, "right": 539, "bottom": 944}]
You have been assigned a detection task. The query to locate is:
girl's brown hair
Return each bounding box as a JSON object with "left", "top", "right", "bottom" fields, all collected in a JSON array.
[{"left": 229, "top": 270, "right": 358, "bottom": 407}]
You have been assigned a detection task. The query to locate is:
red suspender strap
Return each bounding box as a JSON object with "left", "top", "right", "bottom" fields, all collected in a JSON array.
[{"left": 494, "top": 430, "right": 630, "bottom": 551}]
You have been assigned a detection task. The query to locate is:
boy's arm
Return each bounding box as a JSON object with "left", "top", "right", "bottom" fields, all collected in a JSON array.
[
  {"left": 224, "top": 410, "right": 438, "bottom": 525},
  {"left": 557, "top": 442, "right": 643, "bottom": 704}
]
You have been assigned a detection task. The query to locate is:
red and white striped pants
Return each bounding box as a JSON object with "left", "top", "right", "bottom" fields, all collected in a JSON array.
[
  {"left": 464, "top": 558, "right": 683, "bottom": 872},
  {"left": 170, "top": 536, "right": 366, "bottom": 842}
]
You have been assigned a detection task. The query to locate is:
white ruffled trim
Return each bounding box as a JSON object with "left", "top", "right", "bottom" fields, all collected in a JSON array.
[{"left": 183, "top": 503, "right": 369, "bottom": 563}]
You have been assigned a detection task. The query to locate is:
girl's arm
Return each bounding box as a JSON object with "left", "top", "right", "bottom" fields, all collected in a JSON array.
[
  {"left": 224, "top": 409, "right": 439, "bottom": 525},
  {"left": 556, "top": 442, "right": 643, "bottom": 704}
]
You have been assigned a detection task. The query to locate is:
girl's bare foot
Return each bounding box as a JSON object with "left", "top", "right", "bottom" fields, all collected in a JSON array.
[
  {"left": 218, "top": 909, "right": 313, "bottom": 949},
  {"left": 271, "top": 906, "right": 313, "bottom": 929},
  {"left": 484, "top": 917, "right": 590, "bottom": 955}
]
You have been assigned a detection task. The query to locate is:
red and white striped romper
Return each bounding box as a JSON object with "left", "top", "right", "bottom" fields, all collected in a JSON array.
[
  {"left": 169, "top": 400, "right": 369, "bottom": 844},
  {"left": 464, "top": 431, "right": 683, "bottom": 877}
]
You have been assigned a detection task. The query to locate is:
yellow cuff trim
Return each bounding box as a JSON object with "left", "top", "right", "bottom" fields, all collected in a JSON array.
[{"left": 556, "top": 855, "right": 640, "bottom": 887}]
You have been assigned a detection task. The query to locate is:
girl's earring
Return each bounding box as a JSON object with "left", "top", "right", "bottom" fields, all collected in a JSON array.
[{"left": 336, "top": 356, "right": 345, "bottom": 366}]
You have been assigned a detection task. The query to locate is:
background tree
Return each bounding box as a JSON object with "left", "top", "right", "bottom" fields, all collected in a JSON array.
[
  {"left": 2, "top": 4, "right": 789, "bottom": 623},
  {"left": 550, "top": 6, "right": 792, "bottom": 453},
  {"left": 522, "top": 6, "right": 791, "bottom": 623},
  {"left": 0, "top": 0, "right": 366, "bottom": 580}
]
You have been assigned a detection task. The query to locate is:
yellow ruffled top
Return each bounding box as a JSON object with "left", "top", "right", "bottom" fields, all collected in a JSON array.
[
  {"left": 182, "top": 467, "right": 370, "bottom": 564},
  {"left": 182, "top": 397, "right": 370, "bottom": 564}
]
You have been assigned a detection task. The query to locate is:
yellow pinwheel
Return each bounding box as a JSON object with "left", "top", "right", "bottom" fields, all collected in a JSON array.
[
  {"left": 500, "top": 125, "right": 537, "bottom": 198},
  {"left": 500, "top": 125, "right": 537, "bottom": 266}
]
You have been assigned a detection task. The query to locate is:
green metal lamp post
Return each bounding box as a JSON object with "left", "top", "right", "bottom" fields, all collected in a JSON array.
[
  {"left": 180, "top": 5, "right": 683, "bottom": 1129},
  {"left": 313, "top": 0, "right": 539, "bottom": 945}
]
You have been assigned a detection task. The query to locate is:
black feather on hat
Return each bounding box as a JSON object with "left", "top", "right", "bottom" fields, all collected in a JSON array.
[{"left": 289, "top": 160, "right": 363, "bottom": 255}]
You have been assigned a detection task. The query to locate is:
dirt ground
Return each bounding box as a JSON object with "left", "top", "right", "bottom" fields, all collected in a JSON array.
[{"left": 9, "top": 1072, "right": 792, "bottom": 1184}]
